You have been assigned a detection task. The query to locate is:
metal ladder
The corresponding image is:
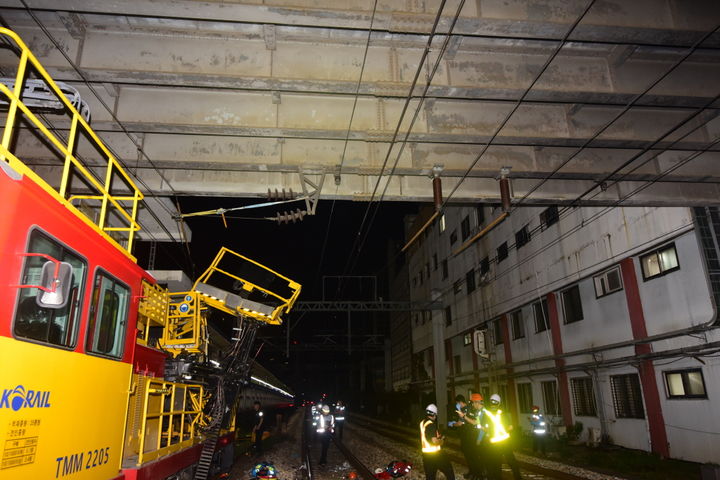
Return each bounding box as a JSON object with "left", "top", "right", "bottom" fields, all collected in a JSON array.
[{"left": 192, "top": 421, "right": 222, "bottom": 480}]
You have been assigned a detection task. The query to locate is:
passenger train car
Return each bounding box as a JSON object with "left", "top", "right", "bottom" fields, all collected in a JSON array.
[{"left": 0, "top": 28, "right": 300, "bottom": 480}]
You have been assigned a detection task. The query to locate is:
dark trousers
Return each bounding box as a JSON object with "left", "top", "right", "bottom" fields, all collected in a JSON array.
[
  {"left": 486, "top": 443, "right": 521, "bottom": 480},
  {"left": 254, "top": 429, "right": 264, "bottom": 455},
  {"left": 460, "top": 437, "right": 482, "bottom": 478},
  {"left": 319, "top": 432, "right": 331, "bottom": 464},
  {"left": 532, "top": 433, "right": 547, "bottom": 454},
  {"left": 336, "top": 420, "right": 345, "bottom": 440},
  {"left": 422, "top": 451, "right": 455, "bottom": 480}
]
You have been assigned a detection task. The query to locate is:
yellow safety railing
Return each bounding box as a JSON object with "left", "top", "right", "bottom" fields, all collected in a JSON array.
[
  {"left": 0, "top": 28, "right": 143, "bottom": 259},
  {"left": 137, "top": 280, "right": 170, "bottom": 346},
  {"left": 136, "top": 377, "right": 205, "bottom": 465},
  {"left": 159, "top": 292, "right": 208, "bottom": 357},
  {"left": 192, "top": 247, "right": 302, "bottom": 325}
]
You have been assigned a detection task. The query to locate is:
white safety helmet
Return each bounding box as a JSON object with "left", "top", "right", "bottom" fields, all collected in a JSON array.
[
  {"left": 322, "top": 405, "right": 330, "bottom": 413},
  {"left": 490, "top": 394, "right": 501, "bottom": 405},
  {"left": 425, "top": 404, "right": 438, "bottom": 415}
]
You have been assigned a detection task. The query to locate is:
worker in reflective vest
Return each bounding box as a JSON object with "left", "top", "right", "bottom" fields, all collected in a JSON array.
[
  {"left": 528, "top": 406, "right": 547, "bottom": 455},
  {"left": 420, "top": 404, "right": 455, "bottom": 480},
  {"left": 334, "top": 400, "right": 346, "bottom": 441},
  {"left": 459, "top": 393, "right": 487, "bottom": 480},
  {"left": 481, "top": 394, "right": 522, "bottom": 480},
  {"left": 317, "top": 405, "right": 334, "bottom": 465}
]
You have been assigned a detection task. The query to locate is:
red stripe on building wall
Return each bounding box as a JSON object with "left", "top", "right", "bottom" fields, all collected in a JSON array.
[
  {"left": 620, "top": 258, "right": 669, "bottom": 458},
  {"left": 500, "top": 314, "right": 518, "bottom": 425},
  {"left": 547, "top": 293, "right": 573, "bottom": 428}
]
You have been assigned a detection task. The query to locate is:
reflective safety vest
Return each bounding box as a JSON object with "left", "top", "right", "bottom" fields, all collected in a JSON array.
[
  {"left": 483, "top": 409, "right": 510, "bottom": 443},
  {"left": 335, "top": 405, "right": 346, "bottom": 421},
  {"left": 420, "top": 419, "right": 441, "bottom": 453},
  {"left": 530, "top": 414, "right": 547, "bottom": 435},
  {"left": 317, "top": 414, "right": 334, "bottom": 433}
]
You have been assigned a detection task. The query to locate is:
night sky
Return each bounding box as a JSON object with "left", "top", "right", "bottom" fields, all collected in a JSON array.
[{"left": 136, "top": 197, "right": 419, "bottom": 398}]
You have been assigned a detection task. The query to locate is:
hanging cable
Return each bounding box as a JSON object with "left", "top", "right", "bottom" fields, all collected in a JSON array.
[
  {"left": 312, "top": 0, "right": 379, "bottom": 295},
  {"left": 16, "top": 2, "right": 196, "bottom": 273},
  {"left": 340, "top": 0, "right": 452, "bottom": 284},
  {"left": 349, "top": 0, "right": 469, "bottom": 275},
  {"left": 512, "top": 23, "right": 720, "bottom": 210}
]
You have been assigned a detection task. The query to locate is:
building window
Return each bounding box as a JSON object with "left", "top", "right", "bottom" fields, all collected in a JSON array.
[
  {"left": 461, "top": 215, "right": 471, "bottom": 241},
  {"left": 419, "top": 271, "right": 424, "bottom": 286},
  {"left": 463, "top": 332, "right": 472, "bottom": 345},
  {"left": 571, "top": 377, "right": 597, "bottom": 416},
  {"left": 510, "top": 310, "right": 525, "bottom": 339},
  {"left": 493, "top": 318, "right": 503, "bottom": 345},
  {"left": 453, "top": 280, "right": 463, "bottom": 295},
  {"left": 611, "top": 374, "right": 645, "bottom": 419},
  {"left": 424, "top": 310, "right": 431, "bottom": 324},
  {"left": 515, "top": 225, "right": 531, "bottom": 249},
  {"left": 13, "top": 229, "right": 87, "bottom": 349},
  {"left": 433, "top": 254, "right": 438, "bottom": 271},
  {"left": 540, "top": 205, "right": 559, "bottom": 229},
  {"left": 442, "top": 259, "right": 448, "bottom": 280},
  {"left": 476, "top": 206, "right": 485, "bottom": 226},
  {"left": 480, "top": 256, "right": 490, "bottom": 275},
  {"left": 86, "top": 271, "right": 130, "bottom": 359},
  {"left": 466, "top": 268, "right": 476, "bottom": 293},
  {"left": 533, "top": 298, "right": 550, "bottom": 333},
  {"left": 561, "top": 285, "right": 584, "bottom": 324},
  {"left": 454, "top": 355, "right": 462, "bottom": 374},
  {"left": 450, "top": 229, "right": 458, "bottom": 246},
  {"left": 497, "top": 242, "right": 508, "bottom": 262},
  {"left": 641, "top": 243, "right": 679, "bottom": 280},
  {"left": 426, "top": 263, "right": 430, "bottom": 278},
  {"left": 440, "top": 214, "right": 446, "bottom": 233},
  {"left": 517, "top": 383, "right": 533, "bottom": 413},
  {"left": 594, "top": 265, "right": 623, "bottom": 298},
  {"left": 541, "top": 380, "right": 561, "bottom": 416},
  {"left": 665, "top": 368, "right": 707, "bottom": 399},
  {"left": 445, "top": 306, "right": 452, "bottom": 326}
]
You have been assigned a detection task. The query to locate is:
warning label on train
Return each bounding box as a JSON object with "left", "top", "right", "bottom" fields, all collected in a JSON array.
[{"left": 1, "top": 436, "right": 38, "bottom": 469}]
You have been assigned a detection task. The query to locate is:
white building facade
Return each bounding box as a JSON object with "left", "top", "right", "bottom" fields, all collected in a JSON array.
[{"left": 399, "top": 204, "right": 720, "bottom": 464}]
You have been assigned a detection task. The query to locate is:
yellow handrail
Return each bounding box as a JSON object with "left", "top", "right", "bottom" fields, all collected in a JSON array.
[
  {"left": 0, "top": 27, "right": 143, "bottom": 259},
  {"left": 192, "top": 247, "right": 302, "bottom": 325}
]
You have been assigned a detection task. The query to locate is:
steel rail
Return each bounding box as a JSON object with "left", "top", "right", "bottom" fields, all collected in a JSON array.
[
  {"left": 301, "top": 408, "right": 314, "bottom": 480},
  {"left": 331, "top": 435, "right": 378, "bottom": 480}
]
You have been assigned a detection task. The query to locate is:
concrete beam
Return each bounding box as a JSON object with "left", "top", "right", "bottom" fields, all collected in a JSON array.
[{"left": 3, "top": 0, "right": 719, "bottom": 47}]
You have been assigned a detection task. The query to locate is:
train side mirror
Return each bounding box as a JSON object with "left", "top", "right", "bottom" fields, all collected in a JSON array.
[{"left": 36, "top": 261, "right": 73, "bottom": 309}]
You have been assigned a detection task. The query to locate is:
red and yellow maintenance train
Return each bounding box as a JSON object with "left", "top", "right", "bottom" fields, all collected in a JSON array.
[{"left": 0, "top": 27, "right": 300, "bottom": 480}]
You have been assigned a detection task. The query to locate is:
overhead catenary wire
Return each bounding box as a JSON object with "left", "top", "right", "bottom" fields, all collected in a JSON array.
[
  {"left": 374, "top": 15, "right": 720, "bottom": 282},
  {"left": 312, "top": 0, "right": 379, "bottom": 295},
  {"left": 0, "top": 21, "right": 198, "bottom": 274},
  {"left": 513, "top": 23, "right": 720, "bottom": 210},
  {"left": 15, "top": 3, "right": 196, "bottom": 273},
  {"left": 438, "top": 0, "right": 599, "bottom": 213},
  {"left": 340, "top": 0, "right": 456, "bottom": 283},
  {"left": 351, "top": 0, "right": 468, "bottom": 268}
]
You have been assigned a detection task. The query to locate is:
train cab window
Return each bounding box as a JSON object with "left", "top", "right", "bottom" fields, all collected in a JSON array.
[
  {"left": 86, "top": 271, "right": 129, "bottom": 359},
  {"left": 13, "top": 230, "right": 86, "bottom": 348}
]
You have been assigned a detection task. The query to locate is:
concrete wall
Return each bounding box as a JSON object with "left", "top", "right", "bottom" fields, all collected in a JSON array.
[{"left": 400, "top": 205, "right": 720, "bottom": 463}]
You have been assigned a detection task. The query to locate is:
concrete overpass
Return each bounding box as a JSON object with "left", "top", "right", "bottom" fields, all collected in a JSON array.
[{"left": 0, "top": 0, "right": 719, "bottom": 241}]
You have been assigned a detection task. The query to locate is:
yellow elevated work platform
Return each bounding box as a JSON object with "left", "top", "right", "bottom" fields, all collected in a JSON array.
[{"left": 192, "top": 247, "right": 301, "bottom": 325}]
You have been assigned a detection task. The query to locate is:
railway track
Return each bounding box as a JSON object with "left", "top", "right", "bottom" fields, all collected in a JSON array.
[{"left": 348, "top": 413, "right": 606, "bottom": 480}]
